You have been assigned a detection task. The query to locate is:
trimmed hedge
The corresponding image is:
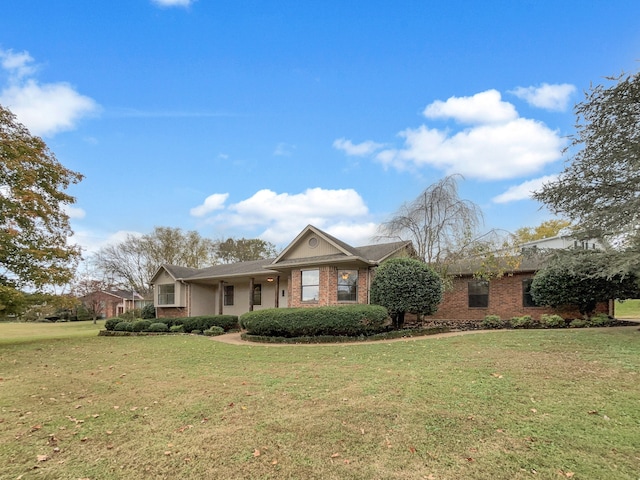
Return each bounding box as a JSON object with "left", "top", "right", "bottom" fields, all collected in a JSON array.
[
  {"left": 154, "top": 315, "right": 239, "bottom": 333},
  {"left": 148, "top": 322, "right": 169, "bottom": 332},
  {"left": 132, "top": 320, "right": 152, "bottom": 332},
  {"left": 240, "top": 305, "right": 389, "bottom": 338}
]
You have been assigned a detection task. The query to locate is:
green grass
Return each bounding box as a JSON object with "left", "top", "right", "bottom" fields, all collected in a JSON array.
[
  {"left": 615, "top": 299, "right": 640, "bottom": 319},
  {"left": 0, "top": 319, "right": 105, "bottom": 345},
  {"left": 1, "top": 322, "right": 639, "bottom": 479}
]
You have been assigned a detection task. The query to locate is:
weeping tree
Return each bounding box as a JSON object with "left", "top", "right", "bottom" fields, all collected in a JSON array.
[
  {"left": 377, "top": 175, "right": 483, "bottom": 265},
  {"left": 376, "top": 175, "right": 520, "bottom": 281},
  {"left": 370, "top": 257, "right": 443, "bottom": 329}
]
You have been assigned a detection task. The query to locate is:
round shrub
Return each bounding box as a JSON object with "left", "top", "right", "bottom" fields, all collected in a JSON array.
[
  {"left": 105, "top": 318, "right": 122, "bottom": 331},
  {"left": 481, "top": 315, "right": 503, "bottom": 329},
  {"left": 114, "top": 321, "right": 133, "bottom": 332},
  {"left": 169, "top": 324, "right": 184, "bottom": 333},
  {"left": 589, "top": 313, "right": 614, "bottom": 327},
  {"left": 132, "top": 320, "right": 152, "bottom": 332},
  {"left": 540, "top": 314, "right": 565, "bottom": 328},
  {"left": 241, "top": 305, "right": 389, "bottom": 338},
  {"left": 147, "top": 322, "right": 169, "bottom": 333},
  {"left": 203, "top": 326, "right": 225, "bottom": 336},
  {"left": 509, "top": 315, "right": 535, "bottom": 329},
  {"left": 570, "top": 318, "right": 588, "bottom": 328}
]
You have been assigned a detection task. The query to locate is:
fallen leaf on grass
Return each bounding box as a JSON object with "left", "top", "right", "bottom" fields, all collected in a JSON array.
[
  {"left": 37, "top": 454, "right": 49, "bottom": 462},
  {"left": 409, "top": 446, "right": 416, "bottom": 454},
  {"left": 491, "top": 373, "right": 503, "bottom": 378},
  {"left": 558, "top": 470, "right": 575, "bottom": 478},
  {"left": 331, "top": 453, "right": 340, "bottom": 458},
  {"left": 164, "top": 451, "right": 171, "bottom": 456},
  {"left": 253, "top": 449, "right": 261, "bottom": 457}
]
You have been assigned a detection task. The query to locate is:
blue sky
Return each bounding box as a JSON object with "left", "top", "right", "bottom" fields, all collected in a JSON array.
[{"left": 1, "top": 0, "right": 639, "bottom": 254}]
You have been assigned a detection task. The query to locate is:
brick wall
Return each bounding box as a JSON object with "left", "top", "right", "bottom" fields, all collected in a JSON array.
[
  {"left": 288, "top": 267, "right": 370, "bottom": 308},
  {"left": 431, "top": 273, "right": 610, "bottom": 321},
  {"left": 156, "top": 307, "right": 188, "bottom": 319}
]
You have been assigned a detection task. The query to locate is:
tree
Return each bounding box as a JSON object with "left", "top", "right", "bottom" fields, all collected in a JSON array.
[
  {"left": 513, "top": 219, "right": 572, "bottom": 244},
  {"left": 533, "top": 72, "right": 640, "bottom": 273},
  {"left": 370, "top": 257, "right": 443, "bottom": 329},
  {"left": 0, "top": 104, "right": 83, "bottom": 289},
  {"left": 0, "top": 285, "right": 26, "bottom": 319},
  {"left": 530, "top": 249, "right": 639, "bottom": 318},
  {"left": 377, "top": 175, "right": 483, "bottom": 265},
  {"left": 93, "top": 227, "right": 217, "bottom": 294},
  {"left": 216, "top": 237, "right": 277, "bottom": 264}
]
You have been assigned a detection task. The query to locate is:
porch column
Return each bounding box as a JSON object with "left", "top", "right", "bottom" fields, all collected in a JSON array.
[
  {"left": 274, "top": 275, "right": 280, "bottom": 308},
  {"left": 249, "top": 277, "right": 254, "bottom": 312},
  {"left": 218, "top": 280, "right": 224, "bottom": 315}
]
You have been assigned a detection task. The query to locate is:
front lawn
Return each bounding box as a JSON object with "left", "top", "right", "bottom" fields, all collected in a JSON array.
[{"left": 1, "top": 323, "right": 638, "bottom": 479}]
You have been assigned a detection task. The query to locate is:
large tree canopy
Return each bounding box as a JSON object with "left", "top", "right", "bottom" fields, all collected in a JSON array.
[
  {"left": 216, "top": 237, "right": 277, "bottom": 264},
  {"left": 513, "top": 219, "right": 572, "bottom": 244},
  {"left": 0, "top": 104, "right": 83, "bottom": 288},
  {"left": 533, "top": 72, "right": 640, "bottom": 271}
]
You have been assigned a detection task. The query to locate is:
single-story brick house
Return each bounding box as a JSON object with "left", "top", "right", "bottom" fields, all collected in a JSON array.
[
  {"left": 151, "top": 225, "right": 413, "bottom": 318},
  {"left": 151, "top": 225, "right": 611, "bottom": 321}
]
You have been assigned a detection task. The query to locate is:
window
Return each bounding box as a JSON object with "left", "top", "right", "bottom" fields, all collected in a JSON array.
[
  {"left": 224, "top": 285, "right": 234, "bottom": 306},
  {"left": 522, "top": 278, "right": 539, "bottom": 307},
  {"left": 301, "top": 269, "right": 319, "bottom": 301},
  {"left": 337, "top": 269, "right": 358, "bottom": 302},
  {"left": 468, "top": 280, "right": 489, "bottom": 308},
  {"left": 252, "top": 284, "right": 262, "bottom": 306},
  {"left": 158, "top": 284, "right": 175, "bottom": 305}
]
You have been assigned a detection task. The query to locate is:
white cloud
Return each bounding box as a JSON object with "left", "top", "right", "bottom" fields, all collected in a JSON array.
[
  {"left": 492, "top": 174, "right": 559, "bottom": 204},
  {"left": 194, "top": 188, "right": 373, "bottom": 246},
  {"left": 190, "top": 193, "right": 229, "bottom": 217},
  {"left": 70, "top": 229, "right": 143, "bottom": 255},
  {"left": 0, "top": 48, "right": 98, "bottom": 137},
  {"left": 337, "top": 89, "right": 566, "bottom": 180},
  {"left": 333, "top": 138, "right": 384, "bottom": 156},
  {"left": 376, "top": 118, "right": 563, "bottom": 180},
  {"left": 64, "top": 205, "right": 86, "bottom": 220},
  {"left": 151, "top": 0, "right": 194, "bottom": 7},
  {"left": 510, "top": 83, "right": 576, "bottom": 111},
  {"left": 0, "top": 49, "right": 36, "bottom": 78},
  {"left": 273, "top": 142, "right": 296, "bottom": 156},
  {"left": 423, "top": 89, "right": 518, "bottom": 124}
]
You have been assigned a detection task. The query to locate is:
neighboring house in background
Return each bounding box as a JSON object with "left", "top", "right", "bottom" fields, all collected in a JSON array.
[
  {"left": 151, "top": 225, "right": 413, "bottom": 319},
  {"left": 519, "top": 234, "right": 603, "bottom": 252},
  {"left": 151, "top": 228, "right": 612, "bottom": 322},
  {"left": 79, "top": 289, "right": 148, "bottom": 319}
]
